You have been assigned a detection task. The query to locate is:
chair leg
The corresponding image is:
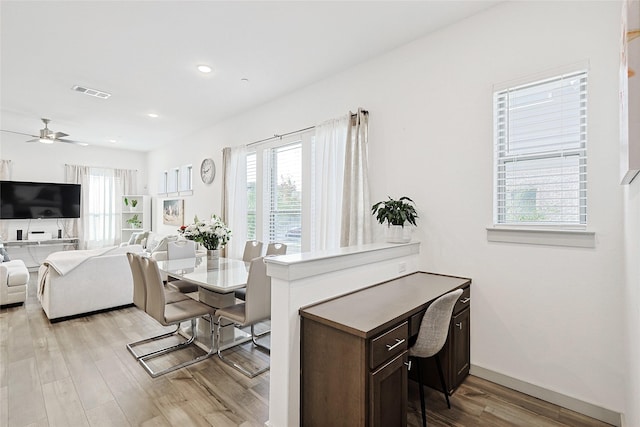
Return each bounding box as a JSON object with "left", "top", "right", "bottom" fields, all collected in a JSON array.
[
  {"left": 127, "top": 324, "right": 184, "bottom": 360},
  {"left": 216, "top": 318, "right": 270, "bottom": 378},
  {"left": 138, "top": 317, "right": 216, "bottom": 378},
  {"left": 415, "top": 357, "right": 427, "bottom": 427},
  {"left": 435, "top": 353, "right": 451, "bottom": 409},
  {"left": 250, "top": 324, "right": 271, "bottom": 352}
]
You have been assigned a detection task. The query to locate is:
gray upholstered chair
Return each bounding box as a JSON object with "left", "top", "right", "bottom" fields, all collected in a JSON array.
[
  {"left": 134, "top": 256, "right": 217, "bottom": 377},
  {"left": 242, "top": 240, "right": 263, "bottom": 262},
  {"left": 216, "top": 256, "right": 271, "bottom": 377},
  {"left": 409, "top": 288, "right": 463, "bottom": 427},
  {"left": 166, "top": 240, "right": 199, "bottom": 294},
  {"left": 125, "top": 253, "right": 191, "bottom": 360},
  {"left": 265, "top": 242, "right": 287, "bottom": 256},
  {"left": 235, "top": 240, "right": 265, "bottom": 300}
]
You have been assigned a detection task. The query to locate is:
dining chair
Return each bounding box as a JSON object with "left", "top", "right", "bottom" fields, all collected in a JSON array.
[
  {"left": 216, "top": 256, "right": 271, "bottom": 377},
  {"left": 125, "top": 253, "right": 191, "bottom": 360},
  {"left": 235, "top": 240, "right": 264, "bottom": 300},
  {"left": 166, "top": 240, "right": 199, "bottom": 294},
  {"left": 242, "top": 240, "right": 263, "bottom": 262},
  {"left": 409, "top": 288, "right": 463, "bottom": 427},
  {"left": 134, "top": 256, "right": 217, "bottom": 377},
  {"left": 266, "top": 242, "right": 287, "bottom": 256}
]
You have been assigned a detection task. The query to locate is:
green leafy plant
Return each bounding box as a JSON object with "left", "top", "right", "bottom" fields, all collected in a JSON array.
[
  {"left": 126, "top": 214, "right": 142, "bottom": 228},
  {"left": 371, "top": 196, "right": 418, "bottom": 227},
  {"left": 124, "top": 198, "right": 138, "bottom": 208}
]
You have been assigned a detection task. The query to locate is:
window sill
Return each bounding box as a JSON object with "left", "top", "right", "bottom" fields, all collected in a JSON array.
[{"left": 486, "top": 227, "right": 595, "bottom": 248}]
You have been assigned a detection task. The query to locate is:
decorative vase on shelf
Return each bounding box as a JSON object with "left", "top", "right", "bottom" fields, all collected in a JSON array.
[{"left": 206, "top": 249, "right": 220, "bottom": 270}]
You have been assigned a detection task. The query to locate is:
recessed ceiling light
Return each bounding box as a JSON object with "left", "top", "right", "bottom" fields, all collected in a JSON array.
[
  {"left": 147, "top": 113, "right": 159, "bottom": 118},
  {"left": 241, "top": 78, "right": 250, "bottom": 83},
  {"left": 197, "top": 65, "right": 212, "bottom": 73},
  {"left": 108, "top": 139, "right": 117, "bottom": 143}
]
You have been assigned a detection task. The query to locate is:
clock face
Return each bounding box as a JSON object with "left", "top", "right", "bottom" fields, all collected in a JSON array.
[{"left": 200, "top": 158, "right": 215, "bottom": 184}]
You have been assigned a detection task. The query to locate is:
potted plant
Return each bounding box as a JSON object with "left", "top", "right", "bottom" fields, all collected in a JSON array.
[
  {"left": 124, "top": 197, "right": 138, "bottom": 211},
  {"left": 371, "top": 196, "right": 418, "bottom": 243},
  {"left": 126, "top": 214, "right": 142, "bottom": 229}
]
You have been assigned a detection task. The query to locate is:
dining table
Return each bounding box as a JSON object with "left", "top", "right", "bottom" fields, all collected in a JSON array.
[{"left": 156, "top": 255, "right": 252, "bottom": 350}]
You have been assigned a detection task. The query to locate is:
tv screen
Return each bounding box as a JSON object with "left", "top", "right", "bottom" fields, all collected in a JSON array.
[{"left": 0, "top": 181, "right": 81, "bottom": 219}]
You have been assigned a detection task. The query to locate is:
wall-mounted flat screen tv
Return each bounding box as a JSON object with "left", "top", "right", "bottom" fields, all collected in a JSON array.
[{"left": 0, "top": 180, "right": 81, "bottom": 219}]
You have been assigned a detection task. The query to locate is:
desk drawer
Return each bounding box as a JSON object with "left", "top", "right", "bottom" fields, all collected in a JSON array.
[
  {"left": 454, "top": 286, "right": 470, "bottom": 315},
  {"left": 370, "top": 322, "right": 408, "bottom": 370}
]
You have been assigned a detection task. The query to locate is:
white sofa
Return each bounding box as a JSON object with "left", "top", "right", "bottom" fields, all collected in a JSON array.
[
  {"left": 0, "top": 259, "right": 29, "bottom": 307},
  {"left": 37, "top": 244, "right": 143, "bottom": 321}
]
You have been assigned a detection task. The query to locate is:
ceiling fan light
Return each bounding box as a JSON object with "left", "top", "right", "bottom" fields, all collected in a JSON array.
[{"left": 39, "top": 138, "right": 54, "bottom": 144}]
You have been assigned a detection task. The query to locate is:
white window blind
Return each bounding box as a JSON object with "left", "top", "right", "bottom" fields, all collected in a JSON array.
[
  {"left": 267, "top": 142, "right": 302, "bottom": 253},
  {"left": 247, "top": 152, "right": 257, "bottom": 240},
  {"left": 494, "top": 70, "right": 588, "bottom": 226}
]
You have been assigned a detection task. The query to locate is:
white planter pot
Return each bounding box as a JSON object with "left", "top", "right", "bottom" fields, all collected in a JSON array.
[{"left": 386, "top": 225, "right": 412, "bottom": 243}]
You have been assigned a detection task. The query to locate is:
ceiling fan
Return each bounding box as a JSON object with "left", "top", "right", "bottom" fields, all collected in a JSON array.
[{"left": 0, "top": 118, "right": 88, "bottom": 146}]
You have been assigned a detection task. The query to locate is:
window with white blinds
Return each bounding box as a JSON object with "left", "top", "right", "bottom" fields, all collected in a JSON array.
[
  {"left": 246, "top": 134, "right": 308, "bottom": 254},
  {"left": 247, "top": 152, "right": 257, "bottom": 240},
  {"left": 494, "top": 70, "right": 588, "bottom": 226},
  {"left": 267, "top": 142, "right": 302, "bottom": 253}
]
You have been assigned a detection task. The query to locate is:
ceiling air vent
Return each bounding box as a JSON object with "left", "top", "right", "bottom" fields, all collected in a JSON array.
[{"left": 71, "top": 85, "right": 111, "bottom": 99}]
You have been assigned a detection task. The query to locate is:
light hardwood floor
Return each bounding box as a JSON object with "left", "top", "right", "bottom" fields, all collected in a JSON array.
[{"left": 1, "top": 274, "right": 612, "bottom": 427}]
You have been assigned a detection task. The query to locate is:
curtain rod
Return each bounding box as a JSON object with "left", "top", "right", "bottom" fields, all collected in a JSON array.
[{"left": 246, "top": 110, "right": 368, "bottom": 148}]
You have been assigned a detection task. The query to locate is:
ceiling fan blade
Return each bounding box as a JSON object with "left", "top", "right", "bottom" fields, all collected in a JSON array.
[
  {"left": 50, "top": 131, "right": 69, "bottom": 139},
  {"left": 0, "top": 129, "right": 38, "bottom": 137},
  {"left": 57, "top": 138, "right": 89, "bottom": 146},
  {"left": 25, "top": 138, "right": 39, "bottom": 143}
]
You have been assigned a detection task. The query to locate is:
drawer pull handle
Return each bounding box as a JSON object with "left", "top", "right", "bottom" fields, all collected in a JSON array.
[
  {"left": 386, "top": 338, "right": 405, "bottom": 351},
  {"left": 460, "top": 297, "right": 471, "bottom": 304},
  {"left": 404, "top": 360, "right": 412, "bottom": 370},
  {"left": 456, "top": 322, "right": 463, "bottom": 330}
]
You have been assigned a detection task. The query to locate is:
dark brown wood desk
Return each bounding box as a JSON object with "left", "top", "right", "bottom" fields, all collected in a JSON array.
[{"left": 299, "top": 271, "right": 471, "bottom": 427}]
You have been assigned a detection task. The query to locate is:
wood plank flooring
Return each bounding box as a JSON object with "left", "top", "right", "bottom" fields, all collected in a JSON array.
[{"left": 0, "top": 274, "right": 612, "bottom": 427}]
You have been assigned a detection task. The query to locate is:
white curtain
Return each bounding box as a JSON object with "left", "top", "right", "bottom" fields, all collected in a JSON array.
[
  {"left": 66, "top": 164, "right": 137, "bottom": 249},
  {"left": 0, "top": 160, "right": 11, "bottom": 241},
  {"left": 222, "top": 145, "right": 248, "bottom": 260},
  {"left": 341, "top": 109, "right": 372, "bottom": 246},
  {"left": 311, "top": 115, "right": 349, "bottom": 251}
]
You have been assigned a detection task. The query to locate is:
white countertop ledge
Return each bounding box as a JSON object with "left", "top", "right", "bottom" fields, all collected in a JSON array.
[{"left": 264, "top": 241, "right": 420, "bottom": 281}]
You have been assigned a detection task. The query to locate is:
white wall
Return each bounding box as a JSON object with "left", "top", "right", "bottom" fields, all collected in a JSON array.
[
  {"left": 0, "top": 132, "right": 148, "bottom": 243},
  {"left": 148, "top": 0, "right": 627, "bottom": 420},
  {"left": 623, "top": 167, "right": 640, "bottom": 424}
]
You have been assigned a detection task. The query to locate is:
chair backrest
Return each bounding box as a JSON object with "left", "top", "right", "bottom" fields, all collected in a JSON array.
[
  {"left": 167, "top": 240, "right": 196, "bottom": 259},
  {"left": 266, "top": 242, "right": 287, "bottom": 256},
  {"left": 244, "top": 257, "right": 271, "bottom": 325},
  {"left": 139, "top": 256, "right": 167, "bottom": 324},
  {"left": 126, "top": 252, "right": 146, "bottom": 310},
  {"left": 242, "top": 240, "right": 264, "bottom": 262},
  {"left": 411, "top": 289, "right": 463, "bottom": 359}
]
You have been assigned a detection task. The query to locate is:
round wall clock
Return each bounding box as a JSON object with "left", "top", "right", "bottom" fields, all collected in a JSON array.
[{"left": 200, "top": 158, "right": 215, "bottom": 184}]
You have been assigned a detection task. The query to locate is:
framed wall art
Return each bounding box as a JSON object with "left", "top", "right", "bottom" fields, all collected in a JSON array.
[{"left": 163, "top": 199, "right": 184, "bottom": 226}]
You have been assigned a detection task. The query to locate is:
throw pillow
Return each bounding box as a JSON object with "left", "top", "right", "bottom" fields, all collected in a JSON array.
[
  {"left": 0, "top": 247, "right": 10, "bottom": 262},
  {"left": 151, "top": 235, "right": 178, "bottom": 253},
  {"left": 134, "top": 231, "right": 148, "bottom": 245},
  {"left": 128, "top": 232, "right": 139, "bottom": 245}
]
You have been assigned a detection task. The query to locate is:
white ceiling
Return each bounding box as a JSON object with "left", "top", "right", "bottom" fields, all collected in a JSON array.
[{"left": 0, "top": 1, "right": 498, "bottom": 152}]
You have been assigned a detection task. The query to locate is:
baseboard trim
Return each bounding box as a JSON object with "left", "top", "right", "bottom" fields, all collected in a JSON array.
[{"left": 470, "top": 364, "right": 621, "bottom": 426}]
